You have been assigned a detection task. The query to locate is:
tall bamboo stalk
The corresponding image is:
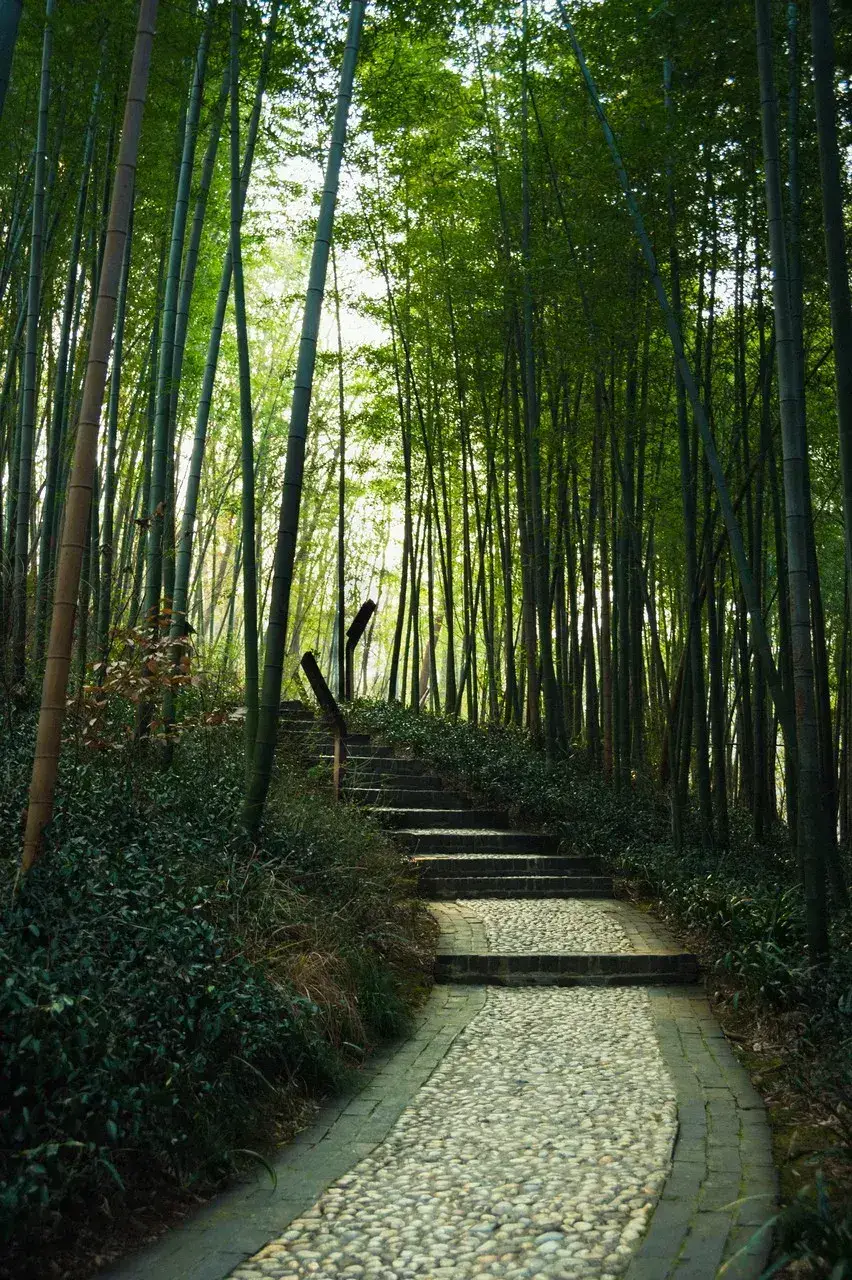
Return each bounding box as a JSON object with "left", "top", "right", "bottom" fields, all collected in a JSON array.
[
  {"left": 521, "top": 0, "right": 560, "bottom": 755},
  {"left": 12, "top": 0, "right": 53, "bottom": 681},
  {"left": 97, "top": 205, "right": 134, "bottom": 674},
  {"left": 35, "top": 69, "right": 101, "bottom": 660},
  {"left": 333, "top": 242, "right": 346, "bottom": 700},
  {"left": 755, "top": 0, "right": 828, "bottom": 958},
  {"left": 0, "top": 0, "right": 22, "bottom": 124},
  {"left": 170, "top": 1, "right": 279, "bottom": 653},
  {"left": 810, "top": 0, "right": 852, "bottom": 587},
  {"left": 230, "top": 0, "right": 258, "bottom": 761},
  {"left": 243, "top": 0, "right": 367, "bottom": 834},
  {"left": 143, "top": 11, "right": 210, "bottom": 633},
  {"left": 21, "top": 0, "right": 159, "bottom": 873},
  {"left": 555, "top": 0, "right": 795, "bottom": 754}
]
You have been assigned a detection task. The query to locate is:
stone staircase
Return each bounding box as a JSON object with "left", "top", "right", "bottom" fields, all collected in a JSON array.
[{"left": 284, "top": 704, "right": 699, "bottom": 989}]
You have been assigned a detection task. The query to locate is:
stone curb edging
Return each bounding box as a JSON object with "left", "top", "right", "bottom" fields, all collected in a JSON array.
[
  {"left": 98, "top": 988, "right": 487, "bottom": 1280},
  {"left": 434, "top": 952, "right": 700, "bottom": 984},
  {"left": 627, "top": 987, "right": 778, "bottom": 1280}
]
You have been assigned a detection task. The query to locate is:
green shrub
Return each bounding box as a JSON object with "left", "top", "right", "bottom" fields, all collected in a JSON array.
[{"left": 0, "top": 703, "right": 432, "bottom": 1253}]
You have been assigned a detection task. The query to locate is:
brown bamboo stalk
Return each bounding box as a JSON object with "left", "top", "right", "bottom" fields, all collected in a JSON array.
[{"left": 21, "top": 0, "right": 158, "bottom": 874}]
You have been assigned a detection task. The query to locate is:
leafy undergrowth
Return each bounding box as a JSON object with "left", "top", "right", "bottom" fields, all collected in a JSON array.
[
  {"left": 352, "top": 700, "right": 852, "bottom": 1277},
  {"left": 0, "top": 696, "right": 434, "bottom": 1278}
]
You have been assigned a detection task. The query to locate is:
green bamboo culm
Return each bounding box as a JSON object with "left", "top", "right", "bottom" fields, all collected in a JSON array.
[
  {"left": 0, "top": 0, "right": 22, "bottom": 126},
  {"left": 142, "top": 9, "right": 211, "bottom": 640},
  {"left": 160, "top": 61, "right": 228, "bottom": 734},
  {"left": 169, "top": 0, "right": 279, "bottom": 663},
  {"left": 810, "top": 0, "right": 852, "bottom": 588},
  {"left": 97, "top": 205, "right": 134, "bottom": 676},
  {"left": 35, "top": 70, "right": 101, "bottom": 662},
  {"left": 230, "top": 0, "right": 259, "bottom": 764},
  {"left": 13, "top": 0, "right": 53, "bottom": 682},
  {"left": 168, "top": 61, "right": 230, "bottom": 438},
  {"left": 553, "top": 0, "right": 795, "bottom": 754},
  {"left": 664, "top": 57, "right": 713, "bottom": 849},
  {"left": 242, "top": 0, "right": 368, "bottom": 836},
  {"left": 520, "top": 0, "right": 561, "bottom": 757},
  {"left": 22, "top": 0, "right": 159, "bottom": 874},
  {"left": 754, "top": 0, "right": 828, "bottom": 961}
]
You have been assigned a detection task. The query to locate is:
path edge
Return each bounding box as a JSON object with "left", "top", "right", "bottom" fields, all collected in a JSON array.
[
  {"left": 98, "top": 987, "right": 486, "bottom": 1280},
  {"left": 625, "top": 986, "right": 779, "bottom": 1280}
]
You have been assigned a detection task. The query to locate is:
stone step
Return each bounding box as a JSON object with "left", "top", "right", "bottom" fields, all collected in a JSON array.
[
  {"left": 395, "top": 828, "right": 555, "bottom": 854},
  {"left": 295, "top": 736, "right": 375, "bottom": 753},
  {"left": 434, "top": 951, "right": 699, "bottom": 986},
  {"left": 414, "top": 853, "right": 594, "bottom": 875},
  {"left": 370, "top": 807, "right": 509, "bottom": 830},
  {"left": 345, "top": 743, "right": 397, "bottom": 759},
  {"left": 321, "top": 755, "right": 433, "bottom": 778},
  {"left": 296, "top": 743, "right": 374, "bottom": 763},
  {"left": 314, "top": 743, "right": 399, "bottom": 760},
  {"left": 345, "top": 773, "right": 445, "bottom": 793},
  {"left": 422, "top": 874, "right": 613, "bottom": 899},
  {"left": 347, "top": 787, "right": 468, "bottom": 809},
  {"left": 309, "top": 735, "right": 378, "bottom": 752}
]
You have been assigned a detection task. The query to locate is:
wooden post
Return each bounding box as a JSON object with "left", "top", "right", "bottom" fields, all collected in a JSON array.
[
  {"left": 345, "top": 598, "right": 377, "bottom": 700},
  {"left": 332, "top": 729, "right": 346, "bottom": 800},
  {"left": 301, "top": 650, "right": 348, "bottom": 799}
]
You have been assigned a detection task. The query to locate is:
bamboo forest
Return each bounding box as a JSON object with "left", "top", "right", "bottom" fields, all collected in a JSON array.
[{"left": 2, "top": 0, "right": 852, "bottom": 1276}]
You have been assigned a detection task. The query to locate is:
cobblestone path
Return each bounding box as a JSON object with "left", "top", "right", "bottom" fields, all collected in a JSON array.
[
  {"left": 104, "top": 720, "right": 778, "bottom": 1280},
  {"left": 231, "top": 989, "right": 677, "bottom": 1280}
]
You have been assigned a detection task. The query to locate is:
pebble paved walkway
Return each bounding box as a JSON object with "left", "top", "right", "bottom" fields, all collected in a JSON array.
[
  {"left": 430, "top": 898, "right": 687, "bottom": 962},
  {"left": 230, "top": 988, "right": 677, "bottom": 1280},
  {"left": 469, "top": 899, "right": 632, "bottom": 954}
]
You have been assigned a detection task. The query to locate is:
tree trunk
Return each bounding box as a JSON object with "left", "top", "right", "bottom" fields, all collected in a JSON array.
[
  {"left": 333, "top": 242, "right": 346, "bottom": 699},
  {"left": 521, "top": 0, "right": 560, "bottom": 754},
  {"left": 97, "top": 206, "right": 133, "bottom": 676},
  {"left": 170, "top": 1, "right": 278, "bottom": 651},
  {"left": 168, "top": 60, "right": 230, "bottom": 435},
  {"left": 35, "top": 70, "right": 100, "bottom": 660}
]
